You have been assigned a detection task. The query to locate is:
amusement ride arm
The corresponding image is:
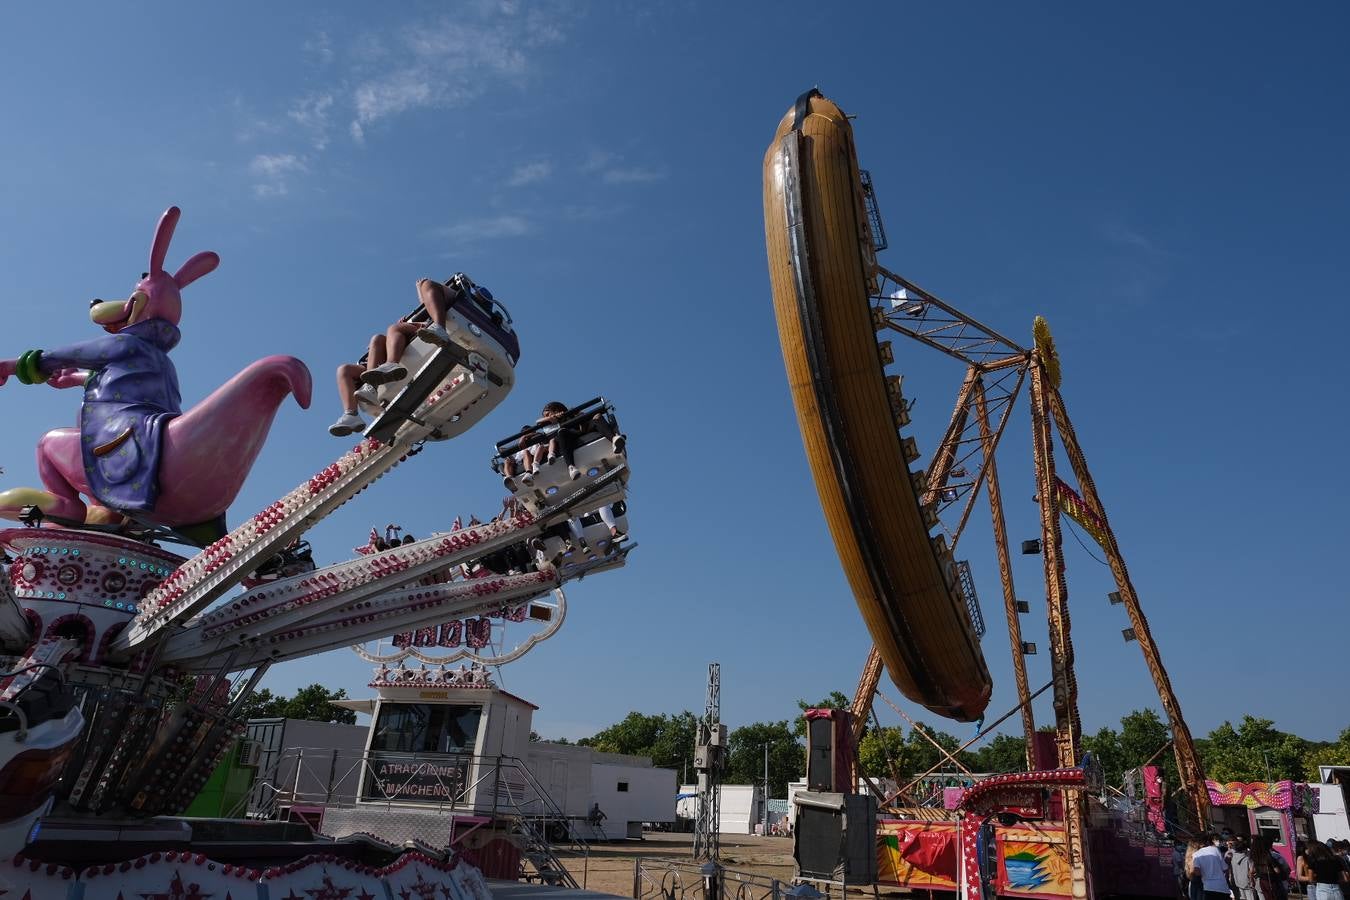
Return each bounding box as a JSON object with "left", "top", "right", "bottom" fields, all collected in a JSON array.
[{"left": 112, "top": 362, "right": 516, "bottom": 655}]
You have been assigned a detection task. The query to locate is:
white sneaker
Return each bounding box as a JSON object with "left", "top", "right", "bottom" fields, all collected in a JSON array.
[
  {"left": 568, "top": 465, "right": 580, "bottom": 480},
  {"left": 521, "top": 471, "right": 535, "bottom": 487},
  {"left": 612, "top": 434, "right": 626, "bottom": 454},
  {"left": 360, "top": 361, "right": 408, "bottom": 386},
  {"left": 417, "top": 323, "right": 453, "bottom": 347},
  {"left": 354, "top": 383, "right": 381, "bottom": 412},
  {"left": 329, "top": 412, "right": 366, "bottom": 437}
]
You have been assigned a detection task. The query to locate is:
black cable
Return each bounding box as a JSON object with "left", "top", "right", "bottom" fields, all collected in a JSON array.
[{"left": 1064, "top": 518, "right": 1109, "bottom": 567}]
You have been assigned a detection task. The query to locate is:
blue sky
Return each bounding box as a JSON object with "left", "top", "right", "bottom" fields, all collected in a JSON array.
[{"left": 0, "top": 3, "right": 1346, "bottom": 746}]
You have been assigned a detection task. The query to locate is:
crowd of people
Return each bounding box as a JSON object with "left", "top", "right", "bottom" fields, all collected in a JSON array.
[{"left": 1180, "top": 831, "right": 1350, "bottom": 900}]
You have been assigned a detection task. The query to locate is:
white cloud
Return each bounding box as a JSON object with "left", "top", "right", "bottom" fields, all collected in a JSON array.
[
  {"left": 236, "top": 5, "right": 573, "bottom": 200},
  {"left": 581, "top": 150, "right": 618, "bottom": 173},
  {"left": 581, "top": 150, "right": 669, "bottom": 185},
  {"left": 346, "top": 9, "right": 567, "bottom": 135},
  {"left": 507, "top": 160, "right": 552, "bottom": 187},
  {"left": 288, "top": 93, "right": 334, "bottom": 150},
  {"left": 303, "top": 30, "right": 335, "bottom": 65},
  {"left": 249, "top": 153, "right": 308, "bottom": 197},
  {"left": 249, "top": 153, "right": 306, "bottom": 178},
  {"left": 602, "top": 165, "right": 668, "bottom": 185},
  {"left": 435, "top": 214, "right": 531, "bottom": 243},
  {"left": 353, "top": 72, "right": 437, "bottom": 126}
]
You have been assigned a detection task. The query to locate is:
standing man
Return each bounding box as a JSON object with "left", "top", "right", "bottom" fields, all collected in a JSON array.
[{"left": 1192, "top": 833, "right": 1232, "bottom": 900}]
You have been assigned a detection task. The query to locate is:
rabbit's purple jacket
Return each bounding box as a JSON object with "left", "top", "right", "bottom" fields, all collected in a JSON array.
[{"left": 39, "top": 319, "right": 182, "bottom": 513}]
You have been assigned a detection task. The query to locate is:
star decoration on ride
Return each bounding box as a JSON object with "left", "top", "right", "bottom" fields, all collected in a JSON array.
[
  {"left": 302, "top": 874, "right": 354, "bottom": 900},
  {"left": 398, "top": 874, "right": 444, "bottom": 900},
  {"left": 138, "top": 872, "right": 212, "bottom": 900}
]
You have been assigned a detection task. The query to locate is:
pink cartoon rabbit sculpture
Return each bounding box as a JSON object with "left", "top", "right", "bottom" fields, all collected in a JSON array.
[{"left": 0, "top": 206, "right": 312, "bottom": 538}]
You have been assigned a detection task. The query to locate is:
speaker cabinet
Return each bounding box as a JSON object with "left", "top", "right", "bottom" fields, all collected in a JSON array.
[
  {"left": 804, "top": 709, "right": 853, "bottom": 792},
  {"left": 793, "top": 791, "right": 877, "bottom": 883}
]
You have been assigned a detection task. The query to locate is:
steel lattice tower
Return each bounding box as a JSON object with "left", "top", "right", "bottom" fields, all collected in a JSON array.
[{"left": 692, "top": 662, "right": 722, "bottom": 860}]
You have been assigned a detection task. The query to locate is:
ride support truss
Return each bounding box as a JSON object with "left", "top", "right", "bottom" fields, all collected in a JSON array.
[{"left": 854, "top": 264, "right": 1210, "bottom": 879}]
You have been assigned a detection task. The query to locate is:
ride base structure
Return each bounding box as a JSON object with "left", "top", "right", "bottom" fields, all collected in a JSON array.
[
  {"left": 0, "top": 208, "right": 633, "bottom": 898},
  {"left": 764, "top": 91, "right": 1207, "bottom": 900}
]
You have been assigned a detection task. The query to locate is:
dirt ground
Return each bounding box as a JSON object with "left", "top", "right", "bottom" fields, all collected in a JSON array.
[{"left": 558, "top": 832, "right": 798, "bottom": 897}]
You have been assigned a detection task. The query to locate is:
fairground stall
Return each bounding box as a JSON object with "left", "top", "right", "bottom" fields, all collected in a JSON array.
[{"left": 1207, "top": 780, "right": 1317, "bottom": 873}]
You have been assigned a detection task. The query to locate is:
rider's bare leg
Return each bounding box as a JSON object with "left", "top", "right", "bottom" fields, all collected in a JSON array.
[
  {"left": 336, "top": 363, "right": 364, "bottom": 414},
  {"left": 363, "top": 334, "right": 387, "bottom": 375},
  {"left": 385, "top": 321, "right": 421, "bottom": 366},
  {"left": 417, "top": 278, "right": 449, "bottom": 328}
]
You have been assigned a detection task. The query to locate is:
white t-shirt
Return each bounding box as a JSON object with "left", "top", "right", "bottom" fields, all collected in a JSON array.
[{"left": 1192, "top": 845, "right": 1229, "bottom": 892}]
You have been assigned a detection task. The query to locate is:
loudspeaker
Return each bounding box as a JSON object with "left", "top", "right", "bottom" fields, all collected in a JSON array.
[
  {"left": 793, "top": 791, "right": 877, "bottom": 883},
  {"left": 803, "top": 708, "right": 852, "bottom": 792}
]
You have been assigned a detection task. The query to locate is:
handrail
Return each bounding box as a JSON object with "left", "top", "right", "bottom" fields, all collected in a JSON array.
[
  {"left": 231, "top": 748, "right": 590, "bottom": 835},
  {"left": 230, "top": 747, "right": 593, "bottom": 887},
  {"left": 493, "top": 397, "right": 611, "bottom": 456}
]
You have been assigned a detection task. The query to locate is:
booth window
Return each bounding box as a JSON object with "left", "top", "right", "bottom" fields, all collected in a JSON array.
[
  {"left": 1254, "top": 811, "right": 1284, "bottom": 845},
  {"left": 618, "top": 781, "right": 629, "bottom": 792},
  {"left": 369, "top": 703, "right": 483, "bottom": 754}
]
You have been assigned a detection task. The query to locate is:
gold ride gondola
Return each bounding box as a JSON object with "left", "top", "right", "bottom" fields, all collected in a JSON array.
[{"left": 763, "top": 90, "right": 992, "bottom": 722}]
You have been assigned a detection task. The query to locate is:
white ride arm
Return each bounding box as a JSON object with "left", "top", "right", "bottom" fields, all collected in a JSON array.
[
  {"left": 117, "top": 357, "right": 514, "bottom": 654},
  {"left": 156, "top": 514, "right": 538, "bottom": 664},
  {"left": 166, "top": 569, "right": 560, "bottom": 671}
]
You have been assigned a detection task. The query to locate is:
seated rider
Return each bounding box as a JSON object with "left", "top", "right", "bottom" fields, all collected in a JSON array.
[
  {"left": 415, "top": 273, "right": 501, "bottom": 347},
  {"left": 596, "top": 504, "right": 627, "bottom": 545},
  {"left": 501, "top": 426, "right": 543, "bottom": 492},
  {"left": 329, "top": 277, "right": 490, "bottom": 437},
  {"left": 536, "top": 400, "right": 626, "bottom": 480}
]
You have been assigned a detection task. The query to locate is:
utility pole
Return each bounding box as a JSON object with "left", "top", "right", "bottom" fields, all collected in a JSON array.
[{"left": 763, "top": 742, "right": 770, "bottom": 835}]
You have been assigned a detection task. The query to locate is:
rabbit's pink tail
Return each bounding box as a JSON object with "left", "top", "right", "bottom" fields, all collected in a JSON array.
[{"left": 151, "top": 355, "right": 312, "bottom": 525}]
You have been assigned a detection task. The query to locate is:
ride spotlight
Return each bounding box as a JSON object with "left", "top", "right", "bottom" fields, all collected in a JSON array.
[
  {"left": 1021, "top": 540, "right": 1041, "bottom": 555},
  {"left": 1015, "top": 600, "right": 1030, "bottom": 614},
  {"left": 1122, "top": 628, "right": 1137, "bottom": 642},
  {"left": 1020, "top": 641, "right": 1037, "bottom": 655},
  {"left": 940, "top": 488, "right": 959, "bottom": 502},
  {"left": 1107, "top": 591, "right": 1123, "bottom": 605}
]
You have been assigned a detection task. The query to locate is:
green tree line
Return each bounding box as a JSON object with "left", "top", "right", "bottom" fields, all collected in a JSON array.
[
  {"left": 537, "top": 697, "right": 1350, "bottom": 797},
  {"left": 235, "top": 683, "right": 357, "bottom": 724}
]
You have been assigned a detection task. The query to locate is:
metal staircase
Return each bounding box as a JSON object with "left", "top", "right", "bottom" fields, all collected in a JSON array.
[{"left": 495, "top": 757, "right": 590, "bottom": 888}]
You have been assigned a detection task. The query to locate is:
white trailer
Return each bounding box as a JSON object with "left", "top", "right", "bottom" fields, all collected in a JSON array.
[
  {"left": 677, "top": 784, "right": 764, "bottom": 835},
  {"left": 1312, "top": 767, "right": 1350, "bottom": 844},
  {"left": 527, "top": 742, "right": 676, "bottom": 840}
]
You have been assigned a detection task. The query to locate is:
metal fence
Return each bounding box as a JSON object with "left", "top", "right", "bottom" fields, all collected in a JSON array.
[
  {"left": 632, "top": 858, "right": 825, "bottom": 900},
  {"left": 234, "top": 747, "right": 559, "bottom": 822}
]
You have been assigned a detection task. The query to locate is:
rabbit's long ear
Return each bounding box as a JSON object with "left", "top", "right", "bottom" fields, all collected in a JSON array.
[
  {"left": 174, "top": 251, "right": 219, "bottom": 289},
  {"left": 150, "top": 206, "right": 182, "bottom": 275}
]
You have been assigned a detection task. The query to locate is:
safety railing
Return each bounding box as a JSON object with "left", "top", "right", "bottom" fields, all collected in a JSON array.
[
  {"left": 633, "top": 858, "right": 820, "bottom": 900},
  {"left": 230, "top": 747, "right": 589, "bottom": 884}
]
